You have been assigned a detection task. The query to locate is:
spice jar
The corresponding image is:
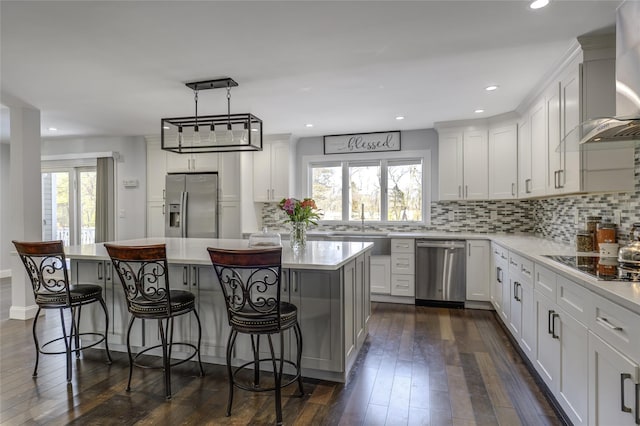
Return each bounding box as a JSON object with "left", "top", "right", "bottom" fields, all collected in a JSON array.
[
  {"left": 597, "top": 222, "right": 617, "bottom": 246},
  {"left": 576, "top": 230, "right": 594, "bottom": 253},
  {"left": 586, "top": 216, "right": 602, "bottom": 250}
]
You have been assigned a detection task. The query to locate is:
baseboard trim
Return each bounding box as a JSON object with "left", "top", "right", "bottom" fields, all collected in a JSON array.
[
  {"left": 9, "top": 305, "right": 39, "bottom": 320},
  {"left": 0, "top": 269, "right": 11, "bottom": 279},
  {"left": 370, "top": 294, "right": 415, "bottom": 305}
]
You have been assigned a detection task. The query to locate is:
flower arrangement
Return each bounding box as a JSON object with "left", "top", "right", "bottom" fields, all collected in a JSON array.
[{"left": 278, "top": 197, "right": 322, "bottom": 225}]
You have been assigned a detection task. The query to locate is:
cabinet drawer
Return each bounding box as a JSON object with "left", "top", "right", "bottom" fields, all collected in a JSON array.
[
  {"left": 508, "top": 252, "right": 533, "bottom": 283},
  {"left": 534, "top": 264, "right": 557, "bottom": 301},
  {"left": 555, "top": 275, "right": 591, "bottom": 325},
  {"left": 391, "top": 274, "right": 415, "bottom": 297},
  {"left": 491, "top": 243, "right": 508, "bottom": 262},
  {"left": 391, "top": 238, "right": 414, "bottom": 254},
  {"left": 391, "top": 253, "right": 415, "bottom": 275},
  {"left": 589, "top": 293, "right": 640, "bottom": 361}
]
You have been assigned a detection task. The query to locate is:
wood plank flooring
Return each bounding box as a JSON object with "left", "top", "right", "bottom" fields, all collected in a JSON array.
[{"left": 0, "top": 278, "right": 562, "bottom": 425}]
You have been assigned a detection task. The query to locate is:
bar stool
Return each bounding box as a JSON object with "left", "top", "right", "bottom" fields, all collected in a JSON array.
[
  {"left": 207, "top": 247, "right": 304, "bottom": 425},
  {"left": 105, "top": 243, "right": 205, "bottom": 400},
  {"left": 12, "top": 240, "right": 112, "bottom": 383}
]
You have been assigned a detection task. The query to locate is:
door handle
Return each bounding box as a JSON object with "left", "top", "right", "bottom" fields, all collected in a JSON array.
[
  {"left": 548, "top": 309, "right": 555, "bottom": 335},
  {"left": 192, "top": 266, "right": 197, "bottom": 287},
  {"left": 511, "top": 182, "right": 515, "bottom": 197},
  {"left": 525, "top": 178, "right": 531, "bottom": 194},
  {"left": 621, "top": 373, "right": 632, "bottom": 413},
  {"left": 635, "top": 383, "right": 639, "bottom": 424},
  {"left": 596, "top": 316, "right": 623, "bottom": 331},
  {"left": 557, "top": 169, "right": 564, "bottom": 188},
  {"left": 496, "top": 266, "right": 502, "bottom": 283},
  {"left": 465, "top": 185, "right": 469, "bottom": 198},
  {"left": 458, "top": 185, "right": 462, "bottom": 198},
  {"left": 97, "top": 262, "right": 103, "bottom": 280},
  {"left": 551, "top": 312, "right": 559, "bottom": 339}
]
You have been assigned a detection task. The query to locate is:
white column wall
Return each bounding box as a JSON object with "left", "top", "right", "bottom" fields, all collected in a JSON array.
[{"left": 9, "top": 105, "right": 41, "bottom": 320}]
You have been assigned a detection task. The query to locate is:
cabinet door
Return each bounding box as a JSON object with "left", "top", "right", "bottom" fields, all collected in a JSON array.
[
  {"left": 488, "top": 124, "right": 518, "bottom": 199},
  {"left": 490, "top": 255, "right": 504, "bottom": 312},
  {"left": 195, "top": 265, "right": 233, "bottom": 359},
  {"left": 560, "top": 67, "right": 581, "bottom": 194},
  {"left": 343, "top": 260, "right": 357, "bottom": 370},
  {"left": 588, "top": 332, "right": 639, "bottom": 426},
  {"left": 253, "top": 144, "right": 272, "bottom": 202},
  {"left": 370, "top": 255, "right": 391, "bottom": 294},
  {"left": 218, "top": 201, "right": 241, "bottom": 239},
  {"left": 463, "top": 130, "right": 489, "bottom": 200},
  {"left": 466, "top": 240, "right": 490, "bottom": 301},
  {"left": 291, "top": 269, "right": 342, "bottom": 372},
  {"left": 438, "top": 131, "right": 464, "bottom": 200},
  {"left": 529, "top": 99, "right": 548, "bottom": 197},
  {"left": 557, "top": 308, "right": 589, "bottom": 426},
  {"left": 534, "top": 291, "right": 560, "bottom": 392},
  {"left": 73, "top": 260, "right": 107, "bottom": 344},
  {"left": 517, "top": 117, "right": 532, "bottom": 198},
  {"left": 146, "top": 140, "right": 167, "bottom": 202},
  {"left": 509, "top": 277, "right": 522, "bottom": 337},
  {"left": 500, "top": 265, "right": 511, "bottom": 323},
  {"left": 547, "top": 83, "right": 562, "bottom": 194},
  {"left": 391, "top": 274, "right": 414, "bottom": 297},
  {"left": 270, "top": 140, "right": 290, "bottom": 201},
  {"left": 355, "top": 254, "right": 366, "bottom": 348},
  {"left": 519, "top": 281, "right": 535, "bottom": 359},
  {"left": 166, "top": 152, "right": 193, "bottom": 173},
  {"left": 146, "top": 201, "right": 165, "bottom": 238},
  {"left": 218, "top": 152, "right": 241, "bottom": 202},
  {"left": 192, "top": 152, "right": 219, "bottom": 172}
]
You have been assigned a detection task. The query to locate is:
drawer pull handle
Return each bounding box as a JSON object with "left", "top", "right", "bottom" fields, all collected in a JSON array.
[
  {"left": 551, "top": 312, "right": 559, "bottom": 339},
  {"left": 621, "top": 373, "right": 632, "bottom": 414},
  {"left": 635, "top": 383, "right": 639, "bottom": 425},
  {"left": 596, "top": 316, "right": 623, "bottom": 331}
]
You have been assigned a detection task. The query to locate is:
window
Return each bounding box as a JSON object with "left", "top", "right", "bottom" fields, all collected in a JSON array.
[{"left": 310, "top": 157, "right": 425, "bottom": 223}]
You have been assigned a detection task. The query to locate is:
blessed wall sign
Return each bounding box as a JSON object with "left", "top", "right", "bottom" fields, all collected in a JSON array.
[{"left": 323, "top": 131, "right": 401, "bottom": 155}]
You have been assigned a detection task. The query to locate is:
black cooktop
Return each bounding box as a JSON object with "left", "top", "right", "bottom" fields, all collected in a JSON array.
[{"left": 542, "top": 254, "right": 640, "bottom": 282}]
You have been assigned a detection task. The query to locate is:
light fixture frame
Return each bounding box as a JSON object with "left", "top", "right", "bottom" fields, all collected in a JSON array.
[{"left": 161, "top": 77, "right": 263, "bottom": 153}]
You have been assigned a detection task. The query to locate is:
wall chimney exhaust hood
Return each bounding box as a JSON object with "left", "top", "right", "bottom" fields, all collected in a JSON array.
[{"left": 579, "top": 0, "right": 640, "bottom": 148}]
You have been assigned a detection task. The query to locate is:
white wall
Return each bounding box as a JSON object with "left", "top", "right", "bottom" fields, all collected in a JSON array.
[
  {"left": 41, "top": 136, "right": 147, "bottom": 241},
  {"left": 0, "top": 143, "right": 11, "bottom": 275},
  {"left": 294, "top": 128, "right": 439, "bottom": 199}
]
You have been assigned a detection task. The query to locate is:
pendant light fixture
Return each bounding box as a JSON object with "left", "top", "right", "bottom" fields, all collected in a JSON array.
[{"left": 161, "top": 77, "right": 263, "bottom": 153}]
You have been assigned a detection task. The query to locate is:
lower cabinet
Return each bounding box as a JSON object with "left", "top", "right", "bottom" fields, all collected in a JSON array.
[
  {"left": 370, "top": 255, "right": 391, "bottom": 294},
  {"left": 466, "top": 240, "right": 491, "bottom": 301},
  {"left": 588, "top": 332, "right": 640, "bottom": 426}
]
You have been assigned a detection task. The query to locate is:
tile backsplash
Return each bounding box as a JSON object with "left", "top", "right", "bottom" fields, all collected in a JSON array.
[{"left": 261, "top": 145, "right": 640, "bottom": 245}]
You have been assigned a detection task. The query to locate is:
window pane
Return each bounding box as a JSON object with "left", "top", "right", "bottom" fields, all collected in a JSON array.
[
  {"left": 41, "top": 171, "right": 71, "bottom": 245},
  {"left": 311, "top": 165, "right": 342, "bottom": 220},
  {"left": 79, "top": 170, "right": 96, "bottom": 244},
  {"left": 387, "top": 162, "right": 422, "bottom": 221},
  {"left": 349, "top": 164, "right": 381, "bottom": 221}
]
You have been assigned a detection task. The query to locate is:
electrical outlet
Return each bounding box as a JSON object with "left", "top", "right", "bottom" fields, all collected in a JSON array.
[
  {"left": 490, "top": 211, "right": 498, "bottom": 220},
  {"left": 613, "top": 210, "right": 621, "bottom": 227},
  {"left": 574, "top": 210, "right": 579, "bottom": 225},
  {"left": 448, "top": 211, "right": 455, "bottom": 221}
]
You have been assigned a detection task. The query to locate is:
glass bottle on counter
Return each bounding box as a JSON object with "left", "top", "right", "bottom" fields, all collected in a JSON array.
[
  {"left": 576, "top": 229, "right": 594, "bottom": 253},
  {"left": 586, "top": 216, "right": 602, "bottom": 251},
  {"left": 597, "top": 221, "right": 617, "bottom": 246}
]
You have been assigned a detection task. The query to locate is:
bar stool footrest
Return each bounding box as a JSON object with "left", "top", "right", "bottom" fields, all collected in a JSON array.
[
  {"left": 132, "top": 342, "right": 200, "bottom": 369},
  {"left": 39, "top": 332, "right": 107, "bottom": 355},
  {"left": 232, "top": 358, "right": 301, "bottom": 393}
]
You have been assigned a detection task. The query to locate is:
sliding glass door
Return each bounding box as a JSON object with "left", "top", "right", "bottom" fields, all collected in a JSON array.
[{"left": 42, "top": 167, "right": 96, "bottom": 246}]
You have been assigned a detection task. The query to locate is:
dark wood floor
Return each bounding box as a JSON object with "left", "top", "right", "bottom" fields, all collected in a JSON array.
[{"left": 0, "top": 278, "right": 561, "bottom": 425}]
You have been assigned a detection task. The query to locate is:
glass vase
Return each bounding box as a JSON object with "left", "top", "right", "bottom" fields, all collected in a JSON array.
[{"left": 290, "top": 222, "right": 307, "bottom": 250}]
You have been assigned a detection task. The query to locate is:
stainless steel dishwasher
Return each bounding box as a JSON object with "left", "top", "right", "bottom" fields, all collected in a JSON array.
[{"left": 415, "top": 239, "right": 466, "bottom": 307}]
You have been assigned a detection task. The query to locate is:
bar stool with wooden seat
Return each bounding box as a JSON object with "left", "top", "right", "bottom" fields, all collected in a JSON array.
[
  {"left": 12, "top": 240, "right": 112, "bottom": 383},
  {"left": 104, "top": 243, "right": 205, "bottom": 400},
  {"left": 207, "top": 246, "right": 304, "bottom": 425}
]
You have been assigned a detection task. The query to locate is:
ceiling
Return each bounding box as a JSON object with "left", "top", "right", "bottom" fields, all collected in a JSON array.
[{"left": 0, "top": 0, "right": 622, "bottom": 142}]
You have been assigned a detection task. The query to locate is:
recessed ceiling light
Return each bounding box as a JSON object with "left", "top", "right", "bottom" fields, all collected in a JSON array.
[
  {"left": 305, "top": 123, "right": 313, "bottom": 128},
  {"left": 48, "top": 127, "right": 57, "bottom": 131},
  {"left": 485, "top": 85, "right": 499, "bottom": 91},
  {"left": 530, "top": 0, "right": 549, "bottom": 9},
  {"left": 475, "top": 109, "right": 485, "bottom": 113},
  {"left": 395, "top": 116, "right": 405, "bottom": 120}
]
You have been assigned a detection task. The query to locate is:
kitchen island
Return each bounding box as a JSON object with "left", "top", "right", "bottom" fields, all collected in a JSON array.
[{"left": 65, "top": 238, "right": 373, "bottom": 383}]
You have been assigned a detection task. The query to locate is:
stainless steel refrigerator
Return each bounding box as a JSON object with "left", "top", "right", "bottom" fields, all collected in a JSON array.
[{"left": 165, "top": 173, "right": 218, "bottom": 238}]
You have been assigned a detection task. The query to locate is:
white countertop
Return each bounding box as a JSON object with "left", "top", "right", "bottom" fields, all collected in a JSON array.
[{"left": 64, "top": 237, "right": 373, "bottom": 271}]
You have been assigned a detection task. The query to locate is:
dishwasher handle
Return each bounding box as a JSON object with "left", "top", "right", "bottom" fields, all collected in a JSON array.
[{"left": 416, "top": 240, "right": 466, "bottom": 249}]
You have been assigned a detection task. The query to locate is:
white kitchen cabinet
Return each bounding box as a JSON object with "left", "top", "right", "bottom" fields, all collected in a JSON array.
[
  {"left": 253, "top": 139, "right": 291, "bottom": 202},
  {"left": 218, "top": 201, "right": 241, "bottom": 239},
  {"left": 166, "top": 151, "right": 219, "bottom": 173},
  {"left": 466, "top": 240, "right": 490, "bottom": 301},
  {"left": 370, "top": 255, "right": 391, "bottom": 294},
  {"left": 588, "top": 332, "right": 639, "bottom": 426},
  {"left": 218, "top": 151, "right": 241, "bottom": 202},
  {"left": 146, "top": 139, "right": 167, "bottom": 202},
  {"left": 390, "top": 238, "right": 415, "bottom": 298},
  {"left": 437, "top": 128, "right": 488, "bottom": 201},
  {"left": 146, "top": 201, "right": 165, "bottom": 238},
  {"left": 488, "top": 124, "right": 518, "bottom": 199},
  {"left": 507, "top": 252, "right": 535, "bottom": 359},
  {"left": 490, "top": 243, "right": 508, "bottom": 313},
  {"left": 532, "top": 268, "right": 589, "bottom": 426},
  {"left": 518, "top": 99, "right": 548, "bottom": 198}
]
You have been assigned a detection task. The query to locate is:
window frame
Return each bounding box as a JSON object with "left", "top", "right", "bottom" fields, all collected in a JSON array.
[{"left": 305, "top": 149, "right": 431, "bottom": 225}]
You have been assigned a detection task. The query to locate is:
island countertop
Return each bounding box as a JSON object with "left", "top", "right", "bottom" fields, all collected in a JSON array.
[{"left": 64, "top": 237, "right": 373, "bottom": 271}]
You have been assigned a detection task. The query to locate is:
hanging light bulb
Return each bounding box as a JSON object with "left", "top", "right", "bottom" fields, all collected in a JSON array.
[
  {"left": 208, "top": 123, "right": 217, "bottom": 145},
  {"left": 177, "top": 126, "right": 184, "bottom": 147},
  {"left": 192, "top": 90, "right": 201, "bottom": 145}
]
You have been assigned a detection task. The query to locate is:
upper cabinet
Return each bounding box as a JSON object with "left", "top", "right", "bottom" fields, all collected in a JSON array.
[
  {"left": 518, "top": 99, "right": 548, "bottom": 198},
  {"left": 253, "top": 138, "right": 292, "bottom": 202},
  {"left": 438, "top": 128, "right": 488, "bottom": 201},
  {"left": 488, "top": 123, "right": 518, "bottom": 199},
  {"left": 166, "top": 151, "right": 219, "bottom": 173}
]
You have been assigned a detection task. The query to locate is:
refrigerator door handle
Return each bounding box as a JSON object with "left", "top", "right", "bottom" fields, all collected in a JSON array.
[
  {"left": 441, "top": 248, "right": 450, "bottom": 300},
  {"left": 181, "top": 191, "right": 188, "bottom": 238}
]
